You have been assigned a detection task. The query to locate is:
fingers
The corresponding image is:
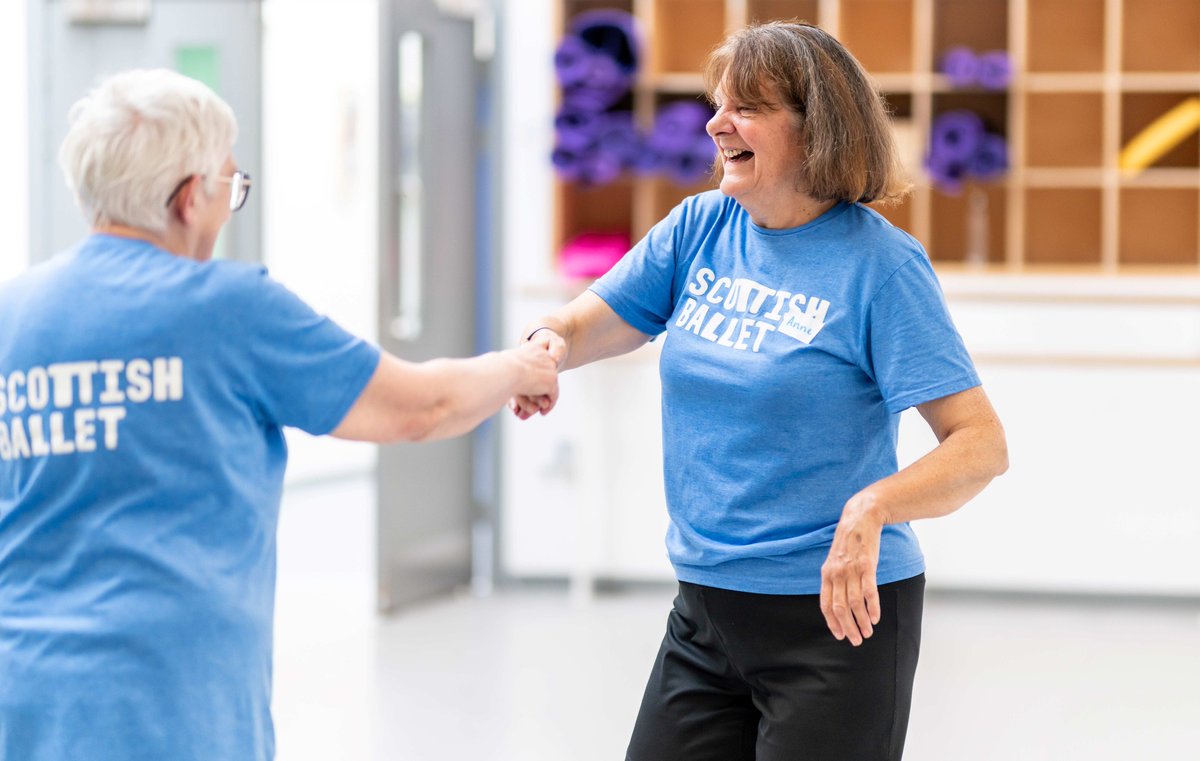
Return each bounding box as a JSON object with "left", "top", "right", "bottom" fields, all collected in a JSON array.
[
  {"left": 509, "top": 393, "right": 558, "bottom": 419},
  {"left": 508, "top": 395, "right": 542, "bottom": 420},
  {"left": 846, "top": 573, "right": 874, "bottom": 644},
  {"left": 821, "top": 498, "right": 885, "bottom": 646},
  {"left": 865, "top": 578, "right": 882, "bottom": 627},
  {"left": 820, "top": 566, "right": 879, "bottom": 647},
  {"left": 819, "top": 579, "right": 843, "bottom": 641},
  {"left": 525, "top": 328, "right": 567, "bottom": 367}
]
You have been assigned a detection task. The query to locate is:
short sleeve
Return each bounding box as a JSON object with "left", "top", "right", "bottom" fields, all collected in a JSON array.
[
  {"left": 865, "top": 254, "right": 981, "bottom": 414},
  {"left": 224, "top": 271, "right": 382, "bottom": 435},
  {"left": 587, "top": 202, "right": 686, "bottom": 336}
]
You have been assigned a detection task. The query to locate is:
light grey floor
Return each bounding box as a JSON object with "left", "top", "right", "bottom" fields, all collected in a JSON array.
[{"left": 274, "top": 478, "right": 1200, "bottom": 761}]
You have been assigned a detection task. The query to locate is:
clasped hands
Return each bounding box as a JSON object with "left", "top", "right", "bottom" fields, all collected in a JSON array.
[{"left": 508, "top": 328, "right": 566, "bottom": 419}]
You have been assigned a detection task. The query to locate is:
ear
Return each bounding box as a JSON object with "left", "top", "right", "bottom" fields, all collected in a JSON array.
[{"left": 167, "top": 176, "right": 201, "bottom": 224}]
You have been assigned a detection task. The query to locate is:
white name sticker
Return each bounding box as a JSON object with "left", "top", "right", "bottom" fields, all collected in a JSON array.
[{"left": 777, "top": 308, "right": 825, "bottom": 345}]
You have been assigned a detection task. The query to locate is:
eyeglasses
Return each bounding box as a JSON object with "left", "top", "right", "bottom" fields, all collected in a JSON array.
[{"left": 165, "top": 170, "right": 253, "bottom": 212}]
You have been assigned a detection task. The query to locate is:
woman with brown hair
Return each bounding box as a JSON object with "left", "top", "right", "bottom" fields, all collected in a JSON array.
[{"left": 514, "top": 21, "right": 1007, "bottom": 760}]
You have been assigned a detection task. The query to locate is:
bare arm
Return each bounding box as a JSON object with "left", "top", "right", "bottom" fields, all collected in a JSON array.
[
  {"left": 332, "top": 343, "right": 558, "bottom": 443},
  {"left": 820, "top": 386, "right": 1008, "bottom": 645},
  {"left": 510, "top": 290, "right": 653, "bottom": 419},
  {"left": 524, "top": 290, "right": 652, "bottom": 370}
]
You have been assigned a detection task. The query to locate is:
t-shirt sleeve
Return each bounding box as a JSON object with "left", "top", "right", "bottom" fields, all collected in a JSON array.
[
  {"left": 225, "top": 270, "right": 382, "bottom": 435},
  {"left": 587, "top": 202, "right": 685, "bottom": 336},
  {"left": 865, "top": 253, "right": 981, "bottom": 414}
]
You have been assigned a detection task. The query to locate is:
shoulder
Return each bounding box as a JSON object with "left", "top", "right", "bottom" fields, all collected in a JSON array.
[
  {"left": 659, "top": 190, "right": 743, "bottom": 247},
  {"left": 187, "top": 261, "right": 321, "bottom": 339},
  {"left": 840, "top": 201, "right": 921, "bottom": 254},
  {"left": 677, "top": 189, "right": 739, "bottom": 224},
  {"left": 824, "top": 203, "right": 933, "bottom": 290},
  {"left": 197, "top": 260, "right": 280, "bottom": 303},
  {"left": 0, "top": 248, "right": 80, "bottom": 309}
]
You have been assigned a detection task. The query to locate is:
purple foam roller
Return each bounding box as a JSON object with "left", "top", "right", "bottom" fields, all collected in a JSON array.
[
  {"left": 940, "top": 47, "right": 980, "bottom": 88},
  {"left": 976, "top": 50, "right": 1012, "bottom": 90},
  {"left": 971, "top": 133, "right": 1009, "bottom": 179},
  {"left": 929, "top": 110, "right": 985, "bottom": 163}
]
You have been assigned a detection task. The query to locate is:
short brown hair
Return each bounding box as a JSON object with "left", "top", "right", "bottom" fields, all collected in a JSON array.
[{"left": 704, "top": 21, "right": 911, "bottom": 204}]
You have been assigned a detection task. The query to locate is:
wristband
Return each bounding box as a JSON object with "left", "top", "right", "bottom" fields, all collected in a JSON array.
[{"left": 525, "top": 326, "right": 555, "bottom": 342}]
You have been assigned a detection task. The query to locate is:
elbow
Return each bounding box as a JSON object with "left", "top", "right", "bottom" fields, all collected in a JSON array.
[
  {"left": 993, "top": 446, "right": 1010, "bottom": 478},
  {"left": 391, "top": 402, "right": 449, "bottom": 444},
  {"left": 989, "top": 427, "right": 1010, "bottom": 478}
]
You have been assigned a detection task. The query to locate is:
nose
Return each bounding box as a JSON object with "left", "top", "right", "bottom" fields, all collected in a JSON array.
[{"left": 706, "top": 106, "right": 731, "bottom": 138}]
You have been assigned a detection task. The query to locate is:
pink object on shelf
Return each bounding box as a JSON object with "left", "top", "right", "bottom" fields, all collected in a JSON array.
[{"left": 559, "top": 232, "right": 631, "bottom": 279}]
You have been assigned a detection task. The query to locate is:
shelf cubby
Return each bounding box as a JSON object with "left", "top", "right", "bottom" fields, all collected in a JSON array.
[
  {"left": 564, "top": 0, "right": 632, "bottom": 18},
  {"left": 932, "top": 92, "right": 1008, "bottom": 136},
  {"left": 553, "top": 0, "right": 1200, "bottom": 276},
  {"left": 1027, "top": 0, "right": 1104, "bottom": 73},
  {"left": 1024, "top": 188, "right": 1103, "bottom": 265},
  {"left": 651, "top": 0, "right": 726, "bottom": 76},
  {"left": 557, "top": 179, "right": 635, "bottom": 251},
  {"left": 1118, "top": 188, "right": 1200, "bottom": 266},
  {"left": 1122, "top": 0, "right": 1200, "bottom": 73},
  {"left": 840, "top": 0, "right": 914, "bottom": 74},
  {"left": 929, "top": 185, "right": 1007, "bottom": 265},
  {"left": 746, "top": 0, "right": 819, "bottom": 25},
  {"left": 1025, "top": 92, "right": 1104, "bottom": 168},
  {"left": 1121, "top": 93, "right": 1200, "bottom": 169},
  {"left": 933, "top": 0, "right": 1007, "bottom": 60}
]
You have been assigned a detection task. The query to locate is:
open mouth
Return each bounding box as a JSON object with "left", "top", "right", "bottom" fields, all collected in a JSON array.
[{"left": 723, "top": 148, "right": 754, "bottom": 163}]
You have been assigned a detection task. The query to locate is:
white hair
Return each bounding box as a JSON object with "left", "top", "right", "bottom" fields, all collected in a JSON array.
[{"left": 58, "top": 68, "right": 238, "bottom": 233}]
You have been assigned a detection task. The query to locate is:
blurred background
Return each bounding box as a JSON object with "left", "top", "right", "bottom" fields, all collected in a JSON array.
[{"left": 2, "top": 1, "right": 1199, "bottom": 759}]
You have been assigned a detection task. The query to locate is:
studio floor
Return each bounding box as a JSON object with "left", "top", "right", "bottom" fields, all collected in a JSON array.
[{"left": 273, "top": 477, "right": 1200, "bottom": 761}]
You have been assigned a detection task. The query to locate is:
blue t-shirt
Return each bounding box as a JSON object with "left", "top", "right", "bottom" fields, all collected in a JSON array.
[
  {"left": 0, "top": 234, "right": 380, "bottom": 760},
  {"left": 591, "top": 191, "right": 980, "bottom": 594}
]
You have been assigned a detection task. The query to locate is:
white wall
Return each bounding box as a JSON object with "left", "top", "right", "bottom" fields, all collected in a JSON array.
[
  {"left": 261, "top": 0, "right": 381, "bottom": 483},
  {"left": 0, "top": 1, "right": 29, "bottom": 282}
]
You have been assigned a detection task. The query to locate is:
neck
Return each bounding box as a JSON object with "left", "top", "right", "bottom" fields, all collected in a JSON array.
[
  {"left": 743, "top": 195, "right": 838, "bottom": 230},
  {"left": 92, "top": 223, "right": 194, "bottom": 259}
]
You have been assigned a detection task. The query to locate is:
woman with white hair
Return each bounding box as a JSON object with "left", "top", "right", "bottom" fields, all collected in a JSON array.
[{"left": 0, "top": 68, "right": 557, "bottom": 761}]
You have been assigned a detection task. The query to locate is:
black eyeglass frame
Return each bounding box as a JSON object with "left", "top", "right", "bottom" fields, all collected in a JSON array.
[{"left": 164, "top": 171, "right": 253, "bottom": 212}]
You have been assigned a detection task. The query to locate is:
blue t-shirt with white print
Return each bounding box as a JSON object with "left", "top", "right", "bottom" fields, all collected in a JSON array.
[
  {"left": 0, "top": 234, "right": 381, "bottom": 761},
  {"left": 590, "top": 191, "right": 980, "bottom": 595}
]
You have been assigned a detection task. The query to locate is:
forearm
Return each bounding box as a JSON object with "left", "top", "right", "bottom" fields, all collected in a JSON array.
[
  {"left": 852, "top": 421, "right": 1008, "bottom": 526},
  {"left": 522, "top": 291, "right": 649, "bottom": 371},
  {"left": 408, "top": 352, "right": 520, "bottom": 441}
]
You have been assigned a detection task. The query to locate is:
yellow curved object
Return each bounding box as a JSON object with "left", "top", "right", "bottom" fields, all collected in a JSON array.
[{"left": 1119, "top": 96, "right": 1200, "bottom": 172}]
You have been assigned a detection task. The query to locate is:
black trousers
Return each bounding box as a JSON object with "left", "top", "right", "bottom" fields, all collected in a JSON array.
[{"left": 626, "top": 575, "right": 925, "bottom": 761}]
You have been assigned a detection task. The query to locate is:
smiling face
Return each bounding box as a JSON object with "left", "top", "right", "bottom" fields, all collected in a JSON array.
[{"left": 706, "top": 82, "right": 815, "bottom": 226}]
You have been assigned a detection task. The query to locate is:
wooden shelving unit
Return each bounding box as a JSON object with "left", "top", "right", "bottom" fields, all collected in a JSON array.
[{"left": 556, "top": 0, "right": 1200, "bottom": 273}]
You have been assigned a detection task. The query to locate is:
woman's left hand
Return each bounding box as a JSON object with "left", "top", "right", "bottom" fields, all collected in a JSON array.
[{"left": 820, "top": 493, "right": 886, "bottom": 646}]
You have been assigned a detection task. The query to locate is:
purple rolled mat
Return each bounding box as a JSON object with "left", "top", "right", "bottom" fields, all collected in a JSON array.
[
  {"left": 652, "top": 100, "right": 714, "bottom": 138},
  {"left": 578, "top": 150, "right": 624, "bottom": 185},
  {"left": 551, "top": 145, "right": 586, "bottom": 181},
  {"left": 561, "top": 54, "right": 630, "bottom": 112},
  {"left": 568, "top": 9, "right": 641, "bottom": 75},
  {"left": 976, "top": 50, "right": 1012, "bottom": 90},
  {"left": 641, "top": 101, "right": 716, "bottom": 183},
  {"left": 593, "top": 112, "right": 641, "bottom": 165},
  {"left": 554, "top": 36, "right": 592, "bottom": 89},
  {"left": 971, "top": 132, "right": 1009, "bottom": 178},
  {"left": 940, "top": 47, "right": 980, "bottom": 88},
  {"left": 925, "top": 152, "right": 970, "bottom": 194},
  {"left": 554, "top": 109, "right": 602, "bottom": 152},
  {"left": 929, "top": 110, "right": 985, "bottom": 163}
]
